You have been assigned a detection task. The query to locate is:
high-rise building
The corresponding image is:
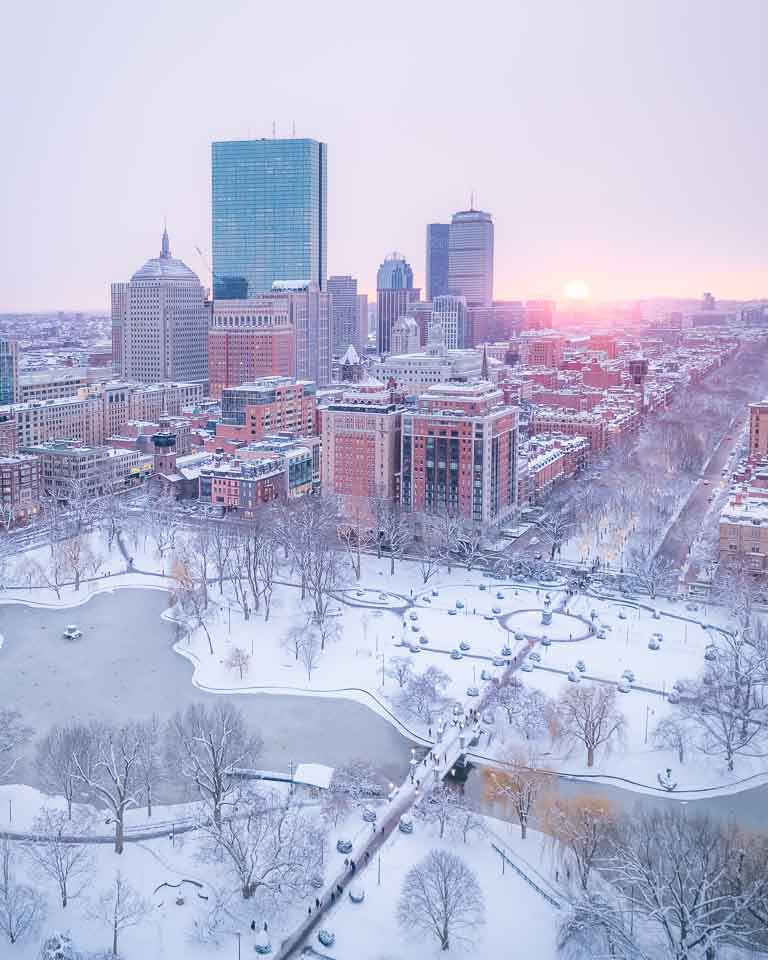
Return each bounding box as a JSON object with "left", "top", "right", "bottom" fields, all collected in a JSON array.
[
  {"left": 426, "top": 223, "right": 450, "bottom": 301},
  {"left": 279, "top": 282, "right": 331, "bottom": 385},
  {"left": 211, "top": 138, "right": 327, "bottom": 299},
  {"left": 431, "top": 295, "right": 468, "bottom": 350},
  {"left": 0, "top": 338, "right": 19, "bottom": 405},
  {"left": 208, "top": 298, "right": 295, "bottom": 397},
  {"left": 376, "top": 253, "right": 419, "bottom": 355},
  {"left": 328, "top": 275, "right": 366, "bottom": 354},
  {"left": 448, "top": 208, "right": 494, "bottom": 307},
  {"left": 400, "top": 381, "right": 517, "bottom": 524},
  {"left": 112, "top": 229, "right": 209, "bottom": 383}
]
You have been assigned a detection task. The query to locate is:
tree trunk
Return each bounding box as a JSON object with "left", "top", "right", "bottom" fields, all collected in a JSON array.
[
  {"left": 147, "top": 785, "right": 152, "bottom": 818},
  {"left": 390, "top": 554, "right": 395, "bottom": 576},
  {"left": 587, "top": 745, "right": 595, "bottom": 767},
  {"left": 520, "top": 818, "right": 527, "bottom": 840},
  {"left": 115, "top": 814, "right": 125, "bottom": 855},
  {"left": 113, "top": 915, "right": 119, "bottom": 957},
  {"left": 61, "top": 881, "right": 68, "bottom": 908}
]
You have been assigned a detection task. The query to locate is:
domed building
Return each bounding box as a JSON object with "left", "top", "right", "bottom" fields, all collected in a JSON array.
[{"left": 112, "top": 228, "right": 209, "bottom": 383}]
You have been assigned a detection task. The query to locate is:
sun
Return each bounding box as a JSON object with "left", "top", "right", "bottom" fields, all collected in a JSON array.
[{"left": 563, "top": 280, "right": 590, "bottom": 302}]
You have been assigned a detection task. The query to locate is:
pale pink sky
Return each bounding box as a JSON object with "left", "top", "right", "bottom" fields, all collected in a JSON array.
[{"left": 1, "top": 0, "right": 766, "bottom": 311}]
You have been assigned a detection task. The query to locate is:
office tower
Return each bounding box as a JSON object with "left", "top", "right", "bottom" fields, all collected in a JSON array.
[
  {"left": 328, "top": 275, "right": 365, "bottom": 354},
  {"left": 431, "top": 295, "right": 468, "bottom": 350},
  {"left": 357, "top": 294, "right": 369, "bottom": 349},
  {"left": 391, "top": 316, "right": 420, "bottom": 355},
  {"left": 209, "top": 298, "right": 295, "bottom": 397},
  {"left": 211, "top": 138, "right": 327, "bottom": 299},
  {"left": 0, "top": 338, "right": 19, "bottom": 405},
  {"left": 376, "top": 253, "right": 419, "bottom": 355},
  {"left": 279, "top": 282, "right": 331, "bottom": 385},
  {"left": 112, "top": 228, "right": 209, "bottom": 383},
  {"left": 426, "top": 223, "right": 450, "bottom": 300},
  {"left": 448, "top": 208, "right": 494, "bottom": 307},
  {"left": 401, "top": 381, "right": 517, "bottom": 523}
]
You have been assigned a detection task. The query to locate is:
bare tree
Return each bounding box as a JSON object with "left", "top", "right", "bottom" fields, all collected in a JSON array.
[
  {"left": 328, "top": 758, "right": 385, "bottom": 807},
  {"left": 535, "top": 506, "right": 576, "bottom": 560},
  {"left": 227, "top": 646, "right": 251, "bottom": 681},
  {"left": 35, "top": 722, "right": 90, "bottom": 819},
  {"left": 397, "top": 666, "right": 451, "bottom": 723},
  {"left": 337, "top": 495, "right": 374, "bottom": 581},
  {"left": 430, "top": 510, "right": 464, "bottom": 574},
  {"left": 454, "top": 522, "right": 485, "bottom": 572},
  {"left": 653, "top": 715, "right": 691, "bottom": 765},
  {"left": 90, "top": 871, "right": 148, "bottom": 958},
  {"left": 171, "top": 553, "right": 215, "bottom": 655},
  {"left": 625, "top": 548, "right": 679, "bottom": 599},
  {"left": 375, "top": 499, "right": 412, "bottom": 575},
  {"left": 557, "top": 890, "right": 641, "bottom": 960},
  {"left": 298, "top": 630, "right": 322, "bottom": 682},
  {"left": 69, "top": 721, "right": 143, "bottom": 854},
  {"left": 416, "top": 783, "right": 466, "bottom": 840},
  {"left": 416, "top": 520, "right": 444, "bottom": 584},
  {"left": 200, "top": 789, "right": 324, "bottom": 902},
  {"left": 485, "top": 749, "right": 548, "bottom": 840},
  {"left": 281, "top": 612, "right": 314, "bottom": 661},
  {"left": 386, "top": 655, "right": 414, "bottom": 688},
  {"left": 0, "top": 709, "right": 32, "bottom": 783},
  {"left": 23, "top": 808, "right": 94, "bottom": 908},
  {"left": 490, "top": 678, "right": 525, "bottom": 725},
  {"left": 546, "top": 795, "right": 615, "bottom": 891},
  {"left": 166, "top": 702, "right": 262, "bottom": 827},
  {"left": 136, "top": 714, "right": 163, "bottom": 818},
  {"left": 0, "top": 840, "right": 46, "bottom": 945},
  {"left": 556, "top": 683, "right": 625, "bottom": 768},
  {"left": 397, "top": 849, "right": 485, "bottom": 952}
]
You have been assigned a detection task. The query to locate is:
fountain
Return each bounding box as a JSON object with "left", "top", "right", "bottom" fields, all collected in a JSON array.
[{"left": 541, "top": 594, "right": 553, "bottom": 626}]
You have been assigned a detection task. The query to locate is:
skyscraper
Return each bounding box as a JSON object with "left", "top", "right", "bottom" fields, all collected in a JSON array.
[
  {"left": 448, "top": 208, "right": 494, "bottom": 307},
  {"left": 328, "top": 275, "right": 366, "bottom": 354},
  {"left": 112, "top": 229, "right": 209, "bottom": 383},
  {"left": 0, "top": 338, "right": 19, "bottom": 405},
  {"left": 431, "top": 295, "right": 468, "bottom": 350},
  {"left": 376, "top": 253, "right": 419, "bottom": 355},
  {"left": 211, "top": 138, "right": 327, "bottom": 299},
  {"left": 426, "top": 223, "right": 450, "bottom": 300}
]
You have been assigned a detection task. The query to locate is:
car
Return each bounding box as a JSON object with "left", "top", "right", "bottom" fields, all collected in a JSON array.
[
  {"left": 349, "top": 887, "right": 365, "bottom": 904},
  {"left": 496, "top": 592, "right": 505, "bottom": 600},
  {"left": 528, "top": 651, "right": 542, "bottom": 662},
  {"left": 62, "top": 625, "right": 82, "bottom": 641},
  {"left": 336, "top": 839, "right": 353, "bottom": 854},
  {"left": 618, "top": 609, "right": 627, "bottom": 620},
  {"left": 567, "top": 670, "right": 581, "bottom": 683},
  {"left": 617, "top": 679, "right": 631, "bottom": 693},
  {"left": 419, "top": 635, "right": 429, "bottom": 645},
  {"left": 456, "top": 601, "right": 465, "bottom": 609},
  {"left": 431, "top": 589, "right": 439, "bottom": 596},
  {"left": 399, "top": 816, "right": 414, "bottom": 834},
  {"left": 648, "top": 638, "right": 661, "bottom": 651},
  {"left": 362, "top": 808, "right": 377, "bottom": 823},
  {"left": 514, "top": 632, "right": 525, "bottom": 642},
  {"left": 492, "top": 606, "right": 502, "bottom": 615},
  {"left": 483, "top": 613, "right": 495, "bottom": 621},
  {"left": 521, "top": 661, "right": 535, "bottom": 672},
  {"left": 450, "top": 649, "right": 463, "bottom": 660},
  {"left": 493, "top": 657, "right": 506, "bottom": 667},
  {"left": 501, "top": 645, "right": 513, "bottom": 657},
  {"left": 622, "top": 669, "right": 635, "bottom": 682},
  {"left": 318, "top": 930, "right": 336, "bottom": 948},
  {"left": 409, "top": 612, "right": 419, "bottom": 620},
  {"left": 667, "top": 690, "right": 681, "bottom": 704},
  {"left": 410, "top": 624, "right": 420, "bottom": 633},
  {"left": 459, "top": 640, "right": 471, "bottom": 651},
  {"left": 704, "top": 646, "right": 717, "bottom": 662},
  {"left": 448, "top": 608, "right": 457, "bottom": 616},
  {"left": 480, "top": 669, "right": 493, "bottom": 681},
  {"left": 466, "top": 686, "right": 480, "bottom": 697},
  {"left": 651, "top": 632, "right": 663, "bottom": 643},
  {"left": 541, "top": 636, "right": 552, "bottom": 646},
  {"left": 479, "top": 583, "right": 487, "bottom": 591},
  {"left": 409, "top": 644, "right": 421, "bottom": 654},
  {"left": 575, "top": 659, "right": 586, "bottom": 672}
]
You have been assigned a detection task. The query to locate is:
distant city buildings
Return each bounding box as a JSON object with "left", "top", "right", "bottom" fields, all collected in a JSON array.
[
  {"left": 328, "top": 275, "right": 367, "bottom": 355},
  {"left": 376, "top": 253, "right": 419, "bottom": 355},
  {"left": 431, "top": 295, "right": 468, "bottom": 350},
  {"left": 425, "top": 223, "right": 450, "bottom": 300},
  {"left": 0, "top": 454, "right": 41, "bottom": 524},
  {"left": 211, "top": 138, "right": 327, "bottom": 298},
  {"left": 112, "top": 229, "right": 209, "bottom": 383},
  {"left": 0, "top": 338, "right": 19, "bottom": 405}
]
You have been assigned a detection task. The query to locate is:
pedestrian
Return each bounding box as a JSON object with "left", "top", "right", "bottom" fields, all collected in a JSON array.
[
  {"left": 264, "top": 922, "right": 268, "bottom": 933},
  {"left": 351, "top": 860, "right": 356, "bottom": 872},
  {"left": 555, "top": 871, "right": 559, "bottom": 882},
  {"left": 308, "top": 906, "right": 312, "bottom": 916},
  {"left": 416, "top": 779, "right": 420, "bottom": 787},
  {"left": 250, "top": 921, "right": 256, "bottom": 932},
  {"left": 344, "top": 857, "right": 349, "bottom": 867},
  {"left": 365, "top": 851, "right": 370, "bottom": 861},
  {"left": 428, "top": 726, "right": 432, "bottom": 737},
  {"left": 315, "top": 897, "right": 320, "bottom": 908},
  {"left": 331, "top": 891, "right": 336, "bottom": 903}
]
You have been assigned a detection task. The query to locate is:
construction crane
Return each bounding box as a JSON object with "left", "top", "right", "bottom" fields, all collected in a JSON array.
[{"left": 195, "top": 245, "right": 213, "bottom": 287}]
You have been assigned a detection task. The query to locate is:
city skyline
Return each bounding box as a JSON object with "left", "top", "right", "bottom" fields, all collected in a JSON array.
[{"left": 1, "top": 1, "right": 767, "bottom": 311}]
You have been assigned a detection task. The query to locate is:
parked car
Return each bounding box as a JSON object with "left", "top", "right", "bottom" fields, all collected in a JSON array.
[
  {"left": 62, "top": 625, "right": 82, "bottom": 641},
  {"left": 336, "top": 839, "right": 353, "bottom": 854},
  {"left": 409, "top": 611, "right": 419, "bottom": 620},
  {"left": 648, "top": 638, "right": 661, "bottom": 651},
  {"left": 617, "top": 679, "right": 631, "bottom": 693},
  {"left": 575, "top": 659, "right": 586, "bottom": 672},
  {"left": 492, "top": 606, "right": 502, "bottom": 615},
  {"left": 466, "top": 686, "right": 480, "bottom": 697},
  {"left": 450, "top": 649, "right": 463, "bottom": 660},
  {"left": 528, "top": 651, "right": 542, "bottom": 662},
  {"left": 459, "top": 640, "right": 471, "bottom": 651},
  {"left": 521, "top": 661, "right": 535, "bottom": 672},
  {"left": 456, "top": 601, "right": 465, "bottom": 609},
  {"left": 621, "top": 669, "right": 635, "bottom": 682},
  {"left": 567, "top": 670, "right": 581, "bottom": 683},
  {"left": 318, "top": 930, "right": 336, "bottom": 948},
  {"left": 493, "top": 657, "right": 507, "bottom": 667},
  {"left": 501, "top": 645, "right": 513, "bottom": 657},
  {"left": 399, "top": 816, "right": 414, "bottom": 834}
]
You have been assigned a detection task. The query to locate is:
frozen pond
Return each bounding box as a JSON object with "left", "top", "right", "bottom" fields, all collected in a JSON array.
[{"left": 0, "top": 588, "right": 413, "bottom": 788}]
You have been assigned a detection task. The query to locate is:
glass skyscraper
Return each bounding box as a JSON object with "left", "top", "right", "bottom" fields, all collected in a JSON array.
[
  {"left": 426, "top": 223, "right": 449, "bottom": 301},
  {"left": 0, "top": 338, "right": 18, "bottom": 405},
  {"left": 211, "top": 138, "right": 327, "bottom": 299}
]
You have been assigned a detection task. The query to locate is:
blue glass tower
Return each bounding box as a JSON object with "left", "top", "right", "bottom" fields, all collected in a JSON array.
[{"left": 211, "top": 138, "right": 327, "bottom": 299}]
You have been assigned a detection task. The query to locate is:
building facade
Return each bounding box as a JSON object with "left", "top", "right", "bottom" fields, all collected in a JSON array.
[
  {"left": 20, "top": 440, "right": 145, "bottom": 500},
  {"left": 448, "top": 209, "right": 494, "bottom": 307},
  {"left": 0, "top": 339, "right": 19, "bottom": 406},
  {"left": 400, "top": 381, "right": 518, "bottom": 525},
  {"left": 376, "top": 254, "right": 419, "bottom": 355},
  {"left": 218, "top": 377, "right": 317, "bottom": 442},
  {"left": 0, "top": 454, "right": 42, "bottom": 525},
  {"left": 211, "top": 138, "right": 327, "bottom": 298},
  {"left": 431, "top": 295, "right": 468, "bottom": 350},
  {"left": 426, "top": 223, "right": 450, "bottom": 301},
  {"left": 749, "top": 401, "right": 768, "bottom": 459},
  {"left": 112, "top": 229, "right": 209, "bottom": 383},
  {"left": 328, "top": 275, "right": 366, "bottom": 355}
]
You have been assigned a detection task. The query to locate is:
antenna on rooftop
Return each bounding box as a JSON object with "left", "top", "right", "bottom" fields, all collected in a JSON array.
[
  {"left": 272, "top": 120, "right": 276, "bottom": 138},
  {"left": 470, "top": 190, "right": 475, "bottom": 211}
]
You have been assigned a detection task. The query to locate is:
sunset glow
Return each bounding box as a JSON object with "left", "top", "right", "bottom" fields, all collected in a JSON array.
[{"left": 563, "top": 280, "right": 591, "bottom": 301}]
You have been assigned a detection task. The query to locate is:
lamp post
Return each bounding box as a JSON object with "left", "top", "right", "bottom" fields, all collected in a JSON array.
[
  {"left": 409, "top": 749, "right": 417, "bottom": 784},
  {"left": 235, "top": 932, "right": 241, "bottom": 960}
]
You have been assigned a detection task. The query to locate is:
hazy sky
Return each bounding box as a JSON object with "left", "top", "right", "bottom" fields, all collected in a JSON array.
[{"left": 2, "top": 0, "right": 766, "bottom": 311}]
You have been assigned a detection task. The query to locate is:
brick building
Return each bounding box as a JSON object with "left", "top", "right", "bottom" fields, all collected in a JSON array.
[
  {"left": 531, "top": 408, "right": 607, "bottom": 454},
  {"left": 749, "top": 401, "right": 768, "bottom": 459},
  {"left": 217, "top": 378, "right": 317, "bottom": 445},
  {"left": 0, "top": 454, "right": 42, "bottom": 525},
  {"left": 400, "top": 381, "right": 518, "bottom": 525}
]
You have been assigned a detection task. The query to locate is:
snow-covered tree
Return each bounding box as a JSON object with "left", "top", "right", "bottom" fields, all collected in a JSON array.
[
  {"left": 555, "top": 683, "right": 625, "bottom": 768},
  {"left": 375, "top": 499, "right": 412, "bottom": 575},
  {"left": 415, "top": 783, "right": 466, "bottom": 840},
  {"left": 166, "top": 702, "right": 262, "bottom": 827},
  {"left": 386, "top": 655, "right": 413, "bottom": 689},
  {"left": 624, "top": 548, "right": 679, "bottom": 599},
  {"left": 396, "top": 850, "right": 485, "bottom": 952},
  {"left": 328, "top": 759, "right": 385, "bottom": 807},
  {"left": 485, "top": 749, "right": 548, "bottom": 840},
  {"left": 24, "top": 808, "right": 94, "bottom": 908},
  {"left": 546, "top": 795, "right": 615, "bottom": 891},
  {"left": 653, "top": 715, "right": 691, "bottom": 765},
  {"left": 0, "top": 708, "right": 32, "bottom": 783},
  {"left": 0, "top": 840, "right": 46, "bottom": 945},
  {"left": 90, "top": 871, "right": 148, "bottom": 958},
  {"left": 35, "top": 722, "right": 89, "bottom": 819},
  {"left": 226, "top": 646, "right": 251, "bottom": 681},
  {"left": 136, "top": 714, "right": 163, "bottom": 819},
  {"left": 397, "top": 666, "right": 451, "bottom": 723},
  {"left": 38, "top": 931, "right": 80, "bottom": 960}
]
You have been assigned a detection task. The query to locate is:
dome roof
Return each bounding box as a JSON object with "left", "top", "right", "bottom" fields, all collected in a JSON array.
[{"left": 131, "top": 228, "right": 200, "bottom": 283}]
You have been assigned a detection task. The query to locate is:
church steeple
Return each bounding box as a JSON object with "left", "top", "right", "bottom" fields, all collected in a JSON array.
[{"left": 160, "top": 225, "right": 171, "bottom": 258}]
